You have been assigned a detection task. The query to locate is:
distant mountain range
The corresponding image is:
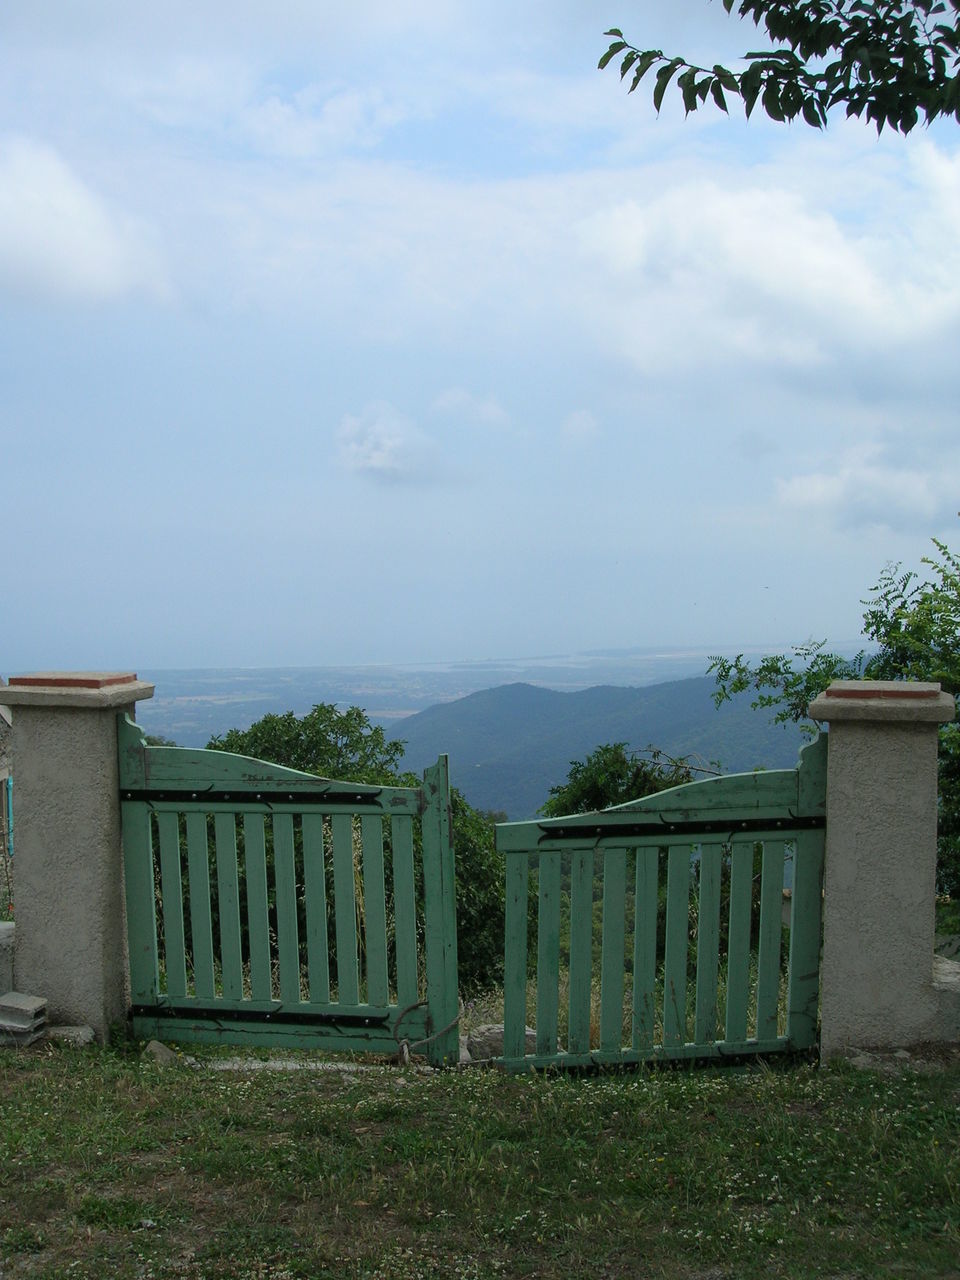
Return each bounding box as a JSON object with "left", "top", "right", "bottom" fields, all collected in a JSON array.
[
  {"left": 133, "top": 649, "right": 728, "bottom": 746},
  {"left": 129, "top": 662, "right": 809, "bottom": 820},
  {"left": 398, "top": 677, "right": 807, "bottom": 819}
]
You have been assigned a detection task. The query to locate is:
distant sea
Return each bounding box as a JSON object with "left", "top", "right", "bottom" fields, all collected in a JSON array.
[{"left": 135, "top": 649, "right": 735, "bottom": 746}]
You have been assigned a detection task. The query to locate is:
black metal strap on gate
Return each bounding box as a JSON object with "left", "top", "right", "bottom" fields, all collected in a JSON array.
[
  {"left": 121, "top": 788, "right": 382, "bottom": 808},
  {"left": 536, "top": 813, "right": 825, "bottom": 844},
  {"left": 131, "top": 1004, "right": 390, "bottom": 1029}
]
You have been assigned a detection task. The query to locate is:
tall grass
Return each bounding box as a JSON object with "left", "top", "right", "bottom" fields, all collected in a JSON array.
[{"left": 1, "top": 1039, "right": 958, "bottom": 1279}]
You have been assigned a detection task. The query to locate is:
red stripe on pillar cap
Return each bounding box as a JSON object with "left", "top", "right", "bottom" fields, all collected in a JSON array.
[
  {"left": 8, "top": 673, "right": 138, "bottom": 690},
  {"left": 824, "top": 684, "right": 939, "bottom": 699}
]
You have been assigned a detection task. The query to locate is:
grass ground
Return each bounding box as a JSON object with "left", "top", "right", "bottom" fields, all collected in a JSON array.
[{"left": 1, "top": 1038, "right": 958, "bottom": 1280}]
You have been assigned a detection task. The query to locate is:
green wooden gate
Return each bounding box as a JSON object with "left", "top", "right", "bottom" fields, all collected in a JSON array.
[
  {"left": 118, "top": 715, "right": 459, "bottom": 1065},
  {"left": 495, "top": 736, "right": 826, "bottom": 1070}
]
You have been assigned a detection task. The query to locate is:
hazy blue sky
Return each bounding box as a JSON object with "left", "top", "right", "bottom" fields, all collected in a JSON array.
[{"left": 3, "top": 2, "right": 958, "bottom": 672}]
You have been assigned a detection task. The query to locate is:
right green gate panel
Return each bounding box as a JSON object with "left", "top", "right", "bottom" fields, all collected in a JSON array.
[{"left": 496, "top": 735, "right": 827, "bottom": 1071}]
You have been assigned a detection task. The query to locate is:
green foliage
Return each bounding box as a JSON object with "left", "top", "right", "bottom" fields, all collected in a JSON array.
[
  {"left": 709, "top": 641, "right": 865, "bottom": 730},
  {"left": 448, "top": 790, "right": 507, "bottom": 993},
  {"left": 709, "top": 536, "right": 960, "bottom": 894},
  {"left": 540, "top": 742, "right": 702, "bottom": 817},
  {"left": 208, "top": 703, "right": 505, "bottom": 992},
  {"left": 860, "top": 538, "right": 960, "bottom": 691},
  {"left": 601, "top": 1, "right": 960, "bottom": 133},
  {"left": 208, "top": 704, "right": 405, "bottom": 785}
]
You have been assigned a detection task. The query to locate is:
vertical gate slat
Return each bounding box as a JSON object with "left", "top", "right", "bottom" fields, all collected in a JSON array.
[
  {"left": 725, "top": 842, "right": 753, "bottom": 1042},
  {"left": 786, "top": 831, "right": 824, "bottom": 1048},
  {"left": 567, "top": 848, "right": 594, "bottom": 1054},
  {"left": 122, "top": 804, "right": 159, "bottom": 1003},
  {"left": 331, "top": 814, "right": 360, "bottom": 1006},
  {"left": 157, "top": 812, "right": 187, "bottom": 999},
  {"left": 361, "top": 816, "right": 388, "bottom": 1006},
  {"left": 302, "top": 814, "right": 330, "bottom": 1004},
  {"left": 694, "top": 843, "right": 721, "bottom": 1044},
  {"left": 186, "top": 812, "right": 215, "bottom": 999},
  {"left": 535, "top": 853, "right": 562, "bottom": 1058},
  {"left": 599, "top": 848, "right": 627, "bottom": 1055},
  {"left": 392, "top": 815, "right": 418, "bottom": 1009},
  {"left": 242, "top": 813, "right": 272, "bottom": 1002},
  {"left": 420, "top": 757, "right": 459, "bottom": 1065},
  {"left": 214, "top": 814, "right": 243, "bottom": 1001},
  {"left": 273, "top": 814, "right": 301, "bottom": 1004},
  {"left": 503, "top": 853, "right": 529, "bottom": 1059},
  {"left": 756, "top": 841, "right": 786, "bottom": 1039},
  {"left": 663, "top": 845, "right": 690, "bottom": 1047},
  {"left": 632, "top": 846, "right": 658, "bottom": 1051}
]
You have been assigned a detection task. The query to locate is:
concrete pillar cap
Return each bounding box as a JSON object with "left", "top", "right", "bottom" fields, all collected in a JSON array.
[
  {"left": 809, "top": 680, "right": 956, "bottom": 724},
  {"left": 0, "top": 673, "right": 155, "bottom": 709}
]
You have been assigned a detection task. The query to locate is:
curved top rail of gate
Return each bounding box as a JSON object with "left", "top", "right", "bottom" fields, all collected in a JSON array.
[
  {"left": 497, "top": 735, "right": 827, "bottom": 851},
  {"left": 119, "top": 716, "right": 427, "bottom": 815}
]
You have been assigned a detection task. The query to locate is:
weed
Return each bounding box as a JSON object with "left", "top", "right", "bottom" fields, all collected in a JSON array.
[{"left": 0, "top": 1040, "right": 957, "bottom": 1279}]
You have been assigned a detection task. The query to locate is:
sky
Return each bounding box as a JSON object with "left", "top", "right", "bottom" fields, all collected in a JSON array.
[{"left": 2, "top": 1, "right": 958, "bottom": 672}]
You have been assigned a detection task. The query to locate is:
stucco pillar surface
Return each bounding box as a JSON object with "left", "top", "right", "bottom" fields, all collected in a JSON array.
[
  {"left": 809, "top": 680, "right": 956, "bottom": 1060},
  {"left": 0, "top": 673, "right": 154, "bottom": 1040}
]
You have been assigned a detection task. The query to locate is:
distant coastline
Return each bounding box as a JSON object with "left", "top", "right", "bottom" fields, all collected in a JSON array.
[{"left": 135, "top": 650, "right": 726, "bottom": 746}]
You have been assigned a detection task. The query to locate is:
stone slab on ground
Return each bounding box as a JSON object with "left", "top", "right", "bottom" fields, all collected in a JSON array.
[
  {"left": 0, "top": 1029, "right": 44, "bottom": 1048},
  {"left": 842, "top": 1043, "right": 960, "bottom": 1074},
  {"left": 0, "top": 990, "right": 47, "bottom": 1023},
  {"left": 46, "top": 1024, "right": 96, "bottom": 1045},
  {"left": 205, "top": 1055, "right": 432, "bottom": 1075},
  {"left": 0, "top": 991, "right": 47, "bottom": 1047},
  {"left": 465, "top": 1023, "right": 537, "bottom": 1061},
  {"left": 142, "top": 1039, "right": 186, "bottom": 1066}
]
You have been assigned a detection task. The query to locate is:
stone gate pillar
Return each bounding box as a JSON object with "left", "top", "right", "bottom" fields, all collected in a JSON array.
[
  {"left": 0, "top": 673, "right": 154, "bottom": 1040},
  {"left": 809, "top": 680, "right": 959, "bottom": 1060}
]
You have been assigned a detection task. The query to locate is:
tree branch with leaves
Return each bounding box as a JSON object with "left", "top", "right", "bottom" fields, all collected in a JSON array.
[{"left": 600, "top": 1, "right": 960, "bottom": 133}]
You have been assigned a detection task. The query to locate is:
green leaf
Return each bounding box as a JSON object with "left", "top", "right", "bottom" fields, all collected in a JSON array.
[
  {"left": 713, "top": 64, "right": 740, "bottom": 91},
  {"left": 653, "top": 58, "right": 683, "bottom": 113},
  {"left": 801, "top": 96, "right": 823, "bottom": 126},
  {"left": 598, "top": 41, "right": 628, "bottom": 71},
  {"left": 711, "top": 79, "right": 730, "bottom": 112},
  {"left": 762, "top": 80, "right": 785, "bottom": 121},
  {"left": 740, "top": 63, "right": 763, "bottom": 117},
  {"left": 628, "top": 50, "right": 661, "bottom": 94},
  {"left": 678, "top": 67, "right": 699, "bottom": 114},
  {"left": 619, "top": 50, "right": 639, "bottom": 79}
]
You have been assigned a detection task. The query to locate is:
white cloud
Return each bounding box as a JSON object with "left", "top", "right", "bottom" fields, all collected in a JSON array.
[
  {"left": 431, "top": 388, "right": 509, "bottom": 427},
  {"left": 0, "top": 135, "right": 168, "bottom": 303},
  {"left": 777, "top": 447, "right": 960, "bottom": 532},
  {"left": 241, "top": 87, "right": 412, "bottom": 159},
  {"left": 336, "top": 402, "right": 433, "bottom": 483},
  {"left": 560, "top": 410, "right": 600, "bottom": 442},
  {"left": 575, "top": 142, "right": 960, "bottom": 376},
  {"left": 114, "top": 55, "right": 252, "bottom": 132},
  {"left": 122, "top": 133, "right": 956, "bottom": 405}
]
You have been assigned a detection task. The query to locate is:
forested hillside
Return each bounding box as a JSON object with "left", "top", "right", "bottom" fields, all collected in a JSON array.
[{"left": 398, "top": 677, "right": 807, "bottom": 818}]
